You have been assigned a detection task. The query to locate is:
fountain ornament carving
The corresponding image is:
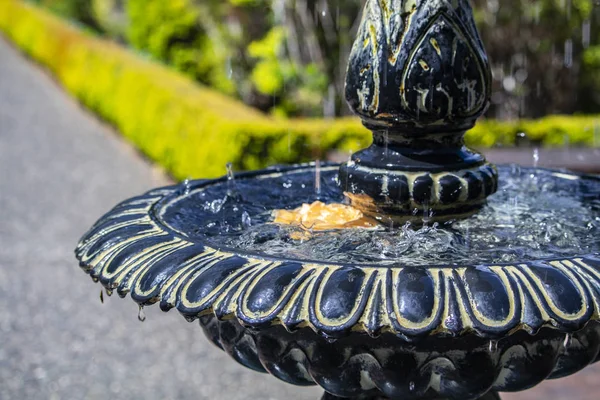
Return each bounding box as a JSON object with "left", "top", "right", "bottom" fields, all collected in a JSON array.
[
  {"left": 75, "top": 1, "right": 600, "bottom": 400},
  {"left": 341, "top": 0, "right": 497, "bottom": 223}
]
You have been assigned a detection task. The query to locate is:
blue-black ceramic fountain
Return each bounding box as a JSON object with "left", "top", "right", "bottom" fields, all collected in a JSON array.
[{"left": 75, "top": 1, "right": 600, "bottom": 399}]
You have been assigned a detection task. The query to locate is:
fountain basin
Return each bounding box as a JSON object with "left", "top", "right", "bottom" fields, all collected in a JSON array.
[{"left": 76, "top": 163, "right": 600, "bottom": 399}]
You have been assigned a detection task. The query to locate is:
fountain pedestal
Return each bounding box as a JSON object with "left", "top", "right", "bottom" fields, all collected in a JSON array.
[{"left": 340, "top": 0, "right": 497, "bottom": 223}]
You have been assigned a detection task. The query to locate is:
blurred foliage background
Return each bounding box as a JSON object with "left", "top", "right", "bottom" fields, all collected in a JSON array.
[{"left": 32, "top": 0, "right": 600, "bottom": 119}]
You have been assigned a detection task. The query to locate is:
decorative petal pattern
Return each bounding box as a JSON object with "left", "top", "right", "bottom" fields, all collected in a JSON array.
[
  {"left": 75, "top": 179, "right": 600, "bottom": 340},
  {"left": 199, "top": 315, "right": 600, "bottom": 399}
]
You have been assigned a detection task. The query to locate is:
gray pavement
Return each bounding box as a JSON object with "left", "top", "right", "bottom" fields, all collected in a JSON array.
[
  {"left": 1, "top": 35, "right": 600, "bottom": 400},
  {"left": 0, "top": 37, "right": 320, "bottom": 400}
]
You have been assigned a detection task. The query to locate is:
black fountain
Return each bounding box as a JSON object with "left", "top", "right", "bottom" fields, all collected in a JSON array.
[{"left": 75, "top": 1, "right": 600, "bottom": 399}]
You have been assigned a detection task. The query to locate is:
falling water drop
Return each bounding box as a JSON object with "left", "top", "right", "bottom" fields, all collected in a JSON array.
[
  {"left": 138, "top": 305, "right": 146, "bottom": 322},
  {"left": 183, "top": 179, "right": 191, "bottom": 195},
  {"left": 100, "top": 290, "right": 104, "bottom": 304},
  {"left": 564, "top": 39, "right": 573, "bottom": 68},
  {"left": 226, "top": 162, "right": 238, "bottom": 197},
  {"left": 226, "top": 162, "right": 235, "bottom": 181},
  {"left": 564, "top": 333, "right": 572, "bottom": 351},
  {"left": 489, "top": 340, "right": 498, "bottom": 353},
  {"left": 515, "top": 132, "right": 529, "bottom": 147},
  {"left": 315, "top": 160, "right": 322, "bottom": 197},
  {"left": 409, "top": 381, "right": 415, "bottom": 392},
  {"left": 582, "top": 20, "right": 591, "bottom": 49},
  {"left": 383, "top": 129, "right": 389, "bottom": 156},
  {"left": 532, "top": 148, "right": 540, "bottom": 168},
  {"left": 226, "top": 57, "right": 233, "bottom": 79}
]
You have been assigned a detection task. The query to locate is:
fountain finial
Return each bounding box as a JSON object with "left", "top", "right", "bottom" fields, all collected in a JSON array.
[{"left": 341, "top": 0, "right": 498, "bottom": 222}]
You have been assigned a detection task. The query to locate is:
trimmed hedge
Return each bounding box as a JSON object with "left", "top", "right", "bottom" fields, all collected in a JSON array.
[{"left": 0, "top": 1, "right": 598, "bottom": 180}]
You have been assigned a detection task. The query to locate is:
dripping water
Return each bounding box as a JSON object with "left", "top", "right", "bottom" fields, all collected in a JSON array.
[
  {"left": 315, "top": 160, "right": 322, "bottom": 197},
  {"left": 138, "top": 305, "right": 146, "bottom": 322},
  {"left": 563, "top": 333, "right": 572, "bottom": 353}
]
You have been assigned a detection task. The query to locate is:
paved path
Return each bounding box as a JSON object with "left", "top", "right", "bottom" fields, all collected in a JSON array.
[
  {"left": 0, "top": 37, "right": 320, "bottom": 400},
  {"left": 0, "top": 36, "right": 598, "bottom": 400}
]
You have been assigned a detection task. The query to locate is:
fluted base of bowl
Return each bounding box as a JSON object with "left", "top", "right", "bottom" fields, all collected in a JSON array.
[
  {"left": 199, "top": 315, "right": 600, "bottom": 400},
  {"left": 321, "top": 390, "right": 501, "bottom": 400}
]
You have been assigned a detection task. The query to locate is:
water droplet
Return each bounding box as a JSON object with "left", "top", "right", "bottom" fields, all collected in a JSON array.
[
  {"left": 582, "top": 20, "right": 591, "bottom": 49},
  {"left": 315, "top": 160, "right": 322, "bottom": 197},
  {"left": 564, "top": 333, "right": 572, "bottom": 350},
  {"left": 532, "top": 148, "right": 540, "bottom": 168},
  {"left": 489, "top": 340, "right": 498, "bottom": 352},
  {"left": 503, "top": 76, "right": 516, "bottom": 92},
  {"left": 226, "top": 162, "right": 235, "bottom": 182},
  {"left": 409, "top": 381, "right": 415, "bottom": 391},
  {"left": 99, "top": 290, "right": 104, "bottom": 304},
  {"left": 383, "top": 129, "right": 389, "bottom": 156},
  {"left": 138, "top": 305, "right": 146, "bottom": 322},
  {"left": 564, "top": 39, "right": 573, "bottom": 68},
  {"left": 515, "top": 132, "right": 529, "bottom": 147}
]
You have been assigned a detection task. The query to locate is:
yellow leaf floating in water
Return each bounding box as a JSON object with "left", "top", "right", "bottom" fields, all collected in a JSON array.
[{"left": 273, "top": 201, "right": 380, "bottom": 235}]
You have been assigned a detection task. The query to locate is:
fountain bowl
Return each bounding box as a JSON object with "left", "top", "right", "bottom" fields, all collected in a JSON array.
[{"left": 76, "top": 162, "right": 600, "bottom": 400}]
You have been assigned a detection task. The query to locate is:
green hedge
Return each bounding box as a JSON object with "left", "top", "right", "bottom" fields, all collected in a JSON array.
[{"left": 0, "top": 1, "right": 597, "bottom": 180}]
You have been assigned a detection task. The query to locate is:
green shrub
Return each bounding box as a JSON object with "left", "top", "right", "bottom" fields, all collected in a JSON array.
[
  {"left": 0, "top": 1, "right": 597, "bottom": 181},
  {"left": 125, "top": 0, "right": 235, "bottom": 95}
]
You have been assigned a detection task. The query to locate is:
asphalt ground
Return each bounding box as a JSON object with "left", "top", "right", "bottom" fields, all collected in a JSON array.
[{"left": 0, "top": 35, "right": 598, "bottom": 400}]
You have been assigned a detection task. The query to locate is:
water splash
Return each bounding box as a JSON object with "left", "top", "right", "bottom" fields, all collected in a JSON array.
[
  {"left": 242, "top": 211, "right": 252, "bottom": 229},
  {"left": 165, "top": 166, "right": 600, "bottom": 266}
]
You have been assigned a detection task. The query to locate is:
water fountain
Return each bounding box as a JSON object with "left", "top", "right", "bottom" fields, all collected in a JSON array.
[{"left": 75, "top": 1, "right": 600, "bottom": 399}]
